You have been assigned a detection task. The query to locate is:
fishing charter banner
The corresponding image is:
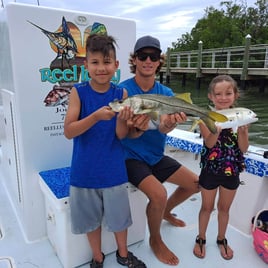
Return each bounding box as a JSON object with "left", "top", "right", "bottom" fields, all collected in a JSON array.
[
  {"left": 2, "top": 2, "right": 136, "bottom": 241},
  {"left": 6, "top": 3, "right": 135, "bottom": 168}
]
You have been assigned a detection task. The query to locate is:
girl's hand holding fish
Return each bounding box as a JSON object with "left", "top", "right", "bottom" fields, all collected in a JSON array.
[{"left": 238, "top": 124, "right": 249, "bottom": 133}]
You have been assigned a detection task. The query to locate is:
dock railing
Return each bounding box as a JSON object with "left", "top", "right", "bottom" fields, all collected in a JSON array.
[{"left": 160, "top": 35, "right": 268, "bottom": 82}]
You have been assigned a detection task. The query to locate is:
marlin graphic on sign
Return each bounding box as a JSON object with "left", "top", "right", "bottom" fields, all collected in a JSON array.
[{"left": 28, "top": 17, "right": 78, "bottom": 67}]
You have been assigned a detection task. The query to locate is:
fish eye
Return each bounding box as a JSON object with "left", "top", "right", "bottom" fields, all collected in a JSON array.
[{"left": 119, "top": 100, "right": 123, "bottom": 104}]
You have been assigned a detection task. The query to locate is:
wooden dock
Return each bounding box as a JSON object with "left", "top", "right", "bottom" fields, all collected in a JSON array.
[{"left": 160, "top": 36, "right": 268, "bottom": 91}]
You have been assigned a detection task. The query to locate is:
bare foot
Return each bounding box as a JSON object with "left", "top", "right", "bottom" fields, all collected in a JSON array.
[
  {"left": 163, "top": 212, "right": 186, "bottom": 227},
  {"left": 149, "top": 236, "right": 179, "bottom": 265}
]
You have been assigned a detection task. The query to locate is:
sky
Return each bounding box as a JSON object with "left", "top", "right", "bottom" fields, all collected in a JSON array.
[{"left": 1, "top": 0, "right": 258, "bottom": 52}]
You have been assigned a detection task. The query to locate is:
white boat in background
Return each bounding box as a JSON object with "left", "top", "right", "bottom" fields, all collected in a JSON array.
[{"left": 0, "top": 3, "right": 268, "bottom": 268}]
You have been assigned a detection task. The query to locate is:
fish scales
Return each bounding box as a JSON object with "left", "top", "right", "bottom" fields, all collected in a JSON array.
[{"left": 137, "top": 94, "right": 215, "bottom": 118}]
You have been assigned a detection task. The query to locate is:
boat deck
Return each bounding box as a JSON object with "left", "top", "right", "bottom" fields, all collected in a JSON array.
[{"left": 0, "top": 147, "right": 266, "bottom": 268}]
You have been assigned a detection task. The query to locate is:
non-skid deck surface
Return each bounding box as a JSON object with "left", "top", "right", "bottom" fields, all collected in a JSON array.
[{"left": 0, "top": 172, "right": 266, "bottom": 268}]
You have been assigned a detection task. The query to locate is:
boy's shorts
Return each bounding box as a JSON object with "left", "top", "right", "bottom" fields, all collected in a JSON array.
[
  {"left": 126, "top": 155, "right": 182, "bottom": 187},
  {"left": 69, "top": 183, "right": 132, "bottom": 234}
]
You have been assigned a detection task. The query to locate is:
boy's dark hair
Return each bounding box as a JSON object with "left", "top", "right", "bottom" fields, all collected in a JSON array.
[{"left": 86, "top": 34, "right": 117, "bottom": 58}]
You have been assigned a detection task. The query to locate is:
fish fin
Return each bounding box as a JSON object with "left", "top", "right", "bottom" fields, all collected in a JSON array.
[
  {"left": 149, "top": 111, "right": 159, "bottom": 121},
  {"left": 201, "top": 117, "right": 217, "bottom": 134},
  {"left": 175, "top": 93, "right": 193, "bottom": 104},
  {"left": 189, "top": 119, "right": 203, "bottom": 132},
  {"left": 208, "top": 105, "right": 216, "bottom": 111},
  {"left": 232, "top": 126, "right": 238, "bottom": 133},
  {"left": 208, "top": 111, "right": 228, "bottom": 122}
]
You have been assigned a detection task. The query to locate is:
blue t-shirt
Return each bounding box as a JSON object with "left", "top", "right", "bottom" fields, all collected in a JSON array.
[
  {"left": 70, "top": 81, "right": 128, "bottom": 188},
  {"left": 119, "top": 77, "right": 174, "bottom": 165}
]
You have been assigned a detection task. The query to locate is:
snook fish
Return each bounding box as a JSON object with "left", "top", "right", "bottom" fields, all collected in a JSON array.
[
  {"left": 109, "top": 93, "right": 228, "bottom": 134},
  {"left": 214, "top": 107, "right": 258, "bottom": 132}
]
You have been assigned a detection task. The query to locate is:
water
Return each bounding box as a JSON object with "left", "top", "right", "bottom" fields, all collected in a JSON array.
[{"left": 164, "top": 79, "right": 268, "bottom": 149}]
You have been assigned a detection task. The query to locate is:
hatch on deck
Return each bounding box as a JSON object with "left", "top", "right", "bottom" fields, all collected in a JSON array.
[{"left": 0, "top": 257, "right": 15, "bottom": 268}]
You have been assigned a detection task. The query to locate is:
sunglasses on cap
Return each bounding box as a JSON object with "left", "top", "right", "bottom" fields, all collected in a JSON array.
[{"left": 135, "top": 52, "right": 160, "bottom": 62}]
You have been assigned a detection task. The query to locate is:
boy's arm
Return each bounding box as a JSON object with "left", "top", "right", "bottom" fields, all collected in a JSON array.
[
  {"left": 64, "top": 87, "right": 115, "bottom": 139},
  {"left": 116, "top": 89, "right": 132, "bottom": 139}
]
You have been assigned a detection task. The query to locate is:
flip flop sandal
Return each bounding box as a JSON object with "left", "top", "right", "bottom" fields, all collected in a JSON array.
[
  {"left": 116, "top": 250, "right": 147, "bottom": 267},
  {"left": 216, "top": 238, "right": 233, "bottom": 260},
  {"left": 193, "top": 235, "right": 206, "bottom": 258}
]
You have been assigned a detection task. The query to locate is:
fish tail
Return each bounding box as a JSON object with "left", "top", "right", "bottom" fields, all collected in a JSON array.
[
  {"left": 201, "top": 117, "right": 217, "bottom": 134},
  {"left": 208, "top": 111, "right": 228, "bottom": 122}
]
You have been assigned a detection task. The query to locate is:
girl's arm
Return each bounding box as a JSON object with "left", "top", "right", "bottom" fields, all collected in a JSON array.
[
  {"left": 237, "top": 125, "right": 249, "bottom": 153},
  {"left": 64, "top": 87, "right": 115, "bottom": 139},
  {"left": 199, "top": 121, "right": 221, "bottom": 148}
]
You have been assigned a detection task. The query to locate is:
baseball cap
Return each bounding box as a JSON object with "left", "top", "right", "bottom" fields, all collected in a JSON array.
[{"left": 134, "top": 35, "right": 162, "bottom": 53}]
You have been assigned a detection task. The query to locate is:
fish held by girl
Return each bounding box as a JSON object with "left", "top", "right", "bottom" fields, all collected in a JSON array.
[
  {"left": 213, "top": 107, "right": 258, "bottom": 132},
  {"left": 189, "top": 106, "right": 258, "bottom": 133}
]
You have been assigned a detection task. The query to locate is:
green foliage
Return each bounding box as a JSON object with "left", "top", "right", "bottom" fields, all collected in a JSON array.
[{"left": 172, "top": 0, "right": 268, "bottom": 51}]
